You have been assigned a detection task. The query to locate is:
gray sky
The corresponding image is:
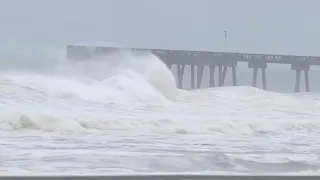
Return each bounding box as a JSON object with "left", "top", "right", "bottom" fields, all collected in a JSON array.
[{"left": 0, "top": 0, "right": 320, "bottom": 56}]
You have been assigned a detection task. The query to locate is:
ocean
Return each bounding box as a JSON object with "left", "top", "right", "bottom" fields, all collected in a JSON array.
[{"left": 1, "top": 45, "right": 320, "bottom": 175}]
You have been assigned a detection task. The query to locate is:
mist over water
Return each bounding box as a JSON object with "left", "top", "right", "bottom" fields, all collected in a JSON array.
[{"left": 1, "top": 42, "right": 320, "bottom": 175}]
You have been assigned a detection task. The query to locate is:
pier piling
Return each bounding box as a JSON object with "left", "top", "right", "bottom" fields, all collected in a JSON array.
[
  {"left": 251, "top": 67, "right": 267, "bottom": 90},
  {"left": 249, "top": 60, "right": 267, "bottom": 90},
  {"left": 209, "top": 66, "right": 215, "bottom": 87},
  {"left": 207, "top": 64, "right": 237, "bottom": 88},
  {"left": 190, "top": 65, "right": 195, "bottom": 89},
  {"left": 232, "top": 66, "right": 237, "bottom": 86},
  {"left": 291, "top": 63, "right": 310, "bottom": 92},
  {"left": 177, "top": 65, "right": 185, "bottom": 89},
  {"left": 197, "top": 66, "right": 204, "bottom": 89}
]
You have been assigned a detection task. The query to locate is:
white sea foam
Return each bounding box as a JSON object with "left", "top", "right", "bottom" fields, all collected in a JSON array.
[{"left": 1, "top": 43, "right": 320, "bottom": 174}]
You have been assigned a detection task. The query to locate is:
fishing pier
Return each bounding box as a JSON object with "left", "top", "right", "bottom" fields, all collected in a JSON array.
[{"left": 66, "top": 45, "right": 320, "bottom": 92}]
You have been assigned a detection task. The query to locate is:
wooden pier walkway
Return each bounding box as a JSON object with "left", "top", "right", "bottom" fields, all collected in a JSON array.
[{"left": 66, "top": 45, "right": 320, "bottom": 92}]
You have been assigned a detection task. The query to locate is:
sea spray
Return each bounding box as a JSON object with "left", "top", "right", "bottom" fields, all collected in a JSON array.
[{"left": 0, "top": 43, "right": 178, "bottom": 131}]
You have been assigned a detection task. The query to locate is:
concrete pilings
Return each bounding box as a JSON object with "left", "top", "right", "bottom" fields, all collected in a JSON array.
[
  {"left": 291, "top": 63, "right": 310, "bottom": 92},
  {"left": 172, "top": 64, "right": 237, "bottom": 90},
  {"left": 169, "top": 62, "right": 312, "bottom": 93},
  {"left": 207, "top": 65, "right": 237, "bottom": 88}
]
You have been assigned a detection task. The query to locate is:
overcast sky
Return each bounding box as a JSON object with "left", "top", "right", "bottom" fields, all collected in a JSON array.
[{"left": 0, "top": 0, "right": 319, "bottom": 56}]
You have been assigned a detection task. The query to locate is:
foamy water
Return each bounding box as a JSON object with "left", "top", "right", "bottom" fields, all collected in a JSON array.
[{"left": 1, "top": 46, "right": 320, "bottom": 175}]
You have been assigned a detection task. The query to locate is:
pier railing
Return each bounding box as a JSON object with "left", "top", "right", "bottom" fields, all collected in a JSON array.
[{"left": 1, "top": 175, "right": 320, "bottom": 180}]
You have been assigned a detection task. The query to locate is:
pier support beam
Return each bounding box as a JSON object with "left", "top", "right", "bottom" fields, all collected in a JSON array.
[
  {"left": 209, "top": 66, "right": 215, "bottom": 87},
  {"left": 177, "top": 65, "right": 185, "bottom": 89},
  {"left": 249, "top": 61, "right": 267, "bottom": 90},
  {"left": 291, "top": 63, "right": 310, "bottom": 92},
  {"left": 218, "top": 66, "right": 223, "bottom": 86},
  {"left": 294, "top": 70, "right": 301, "bottom": 93},
  {"left": 305, "top": 69, "right": 310, "bottom": 92},
  {"left": 208, "top": 63, "right": 237, "bottom": 88},
  {"left": 190, "top": 65, "right": 195, "bottom": 89},
  {"left": 232, "top": 66, "right": 237, "bottom": 86},
  {"left": 197, "top": 65, "right": 204, "bottom": 88},
  {"left": 219, "top": 66, "right": 228, "bottom": 86}
]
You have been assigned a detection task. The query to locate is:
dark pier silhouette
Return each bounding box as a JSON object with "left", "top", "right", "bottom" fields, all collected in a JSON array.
[{"left": 66, "top": 45, "right": 320, "bottom": 92}]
